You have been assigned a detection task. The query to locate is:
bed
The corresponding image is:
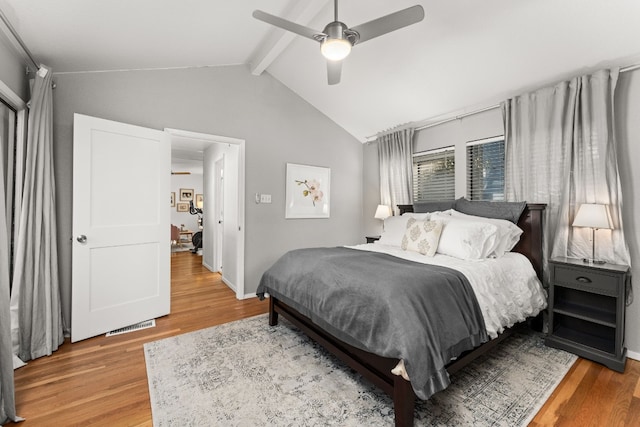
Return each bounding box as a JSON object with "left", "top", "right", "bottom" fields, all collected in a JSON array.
[{"left": 257, "top": 202, "right": 546, "bottom": 427}]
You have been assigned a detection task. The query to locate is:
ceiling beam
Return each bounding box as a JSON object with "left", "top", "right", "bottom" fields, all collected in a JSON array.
[{"left": 249, "top": 0, "right": 330, "bottom": 76}]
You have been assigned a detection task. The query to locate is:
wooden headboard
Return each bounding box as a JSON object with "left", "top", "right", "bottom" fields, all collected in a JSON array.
[{"left": 397, "top": 203, "right": 546, "bottom": 281}]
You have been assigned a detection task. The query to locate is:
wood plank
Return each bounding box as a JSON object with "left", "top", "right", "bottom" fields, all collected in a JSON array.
[
  {"left": 7, "top": 252, "right": 268, "bottom": 426},
  {"left": 5, "top": 251, "right": 640, "bottom": 425}
]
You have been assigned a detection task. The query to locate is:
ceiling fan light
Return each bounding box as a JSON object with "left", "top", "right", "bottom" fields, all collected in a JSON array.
[{"left": 321, "top": 38, "right": 352, "bottom": 61}]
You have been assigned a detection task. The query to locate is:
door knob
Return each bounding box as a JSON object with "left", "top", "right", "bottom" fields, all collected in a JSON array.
[{"left": 77, "top": 235, "right": 87, "bottom": 243}]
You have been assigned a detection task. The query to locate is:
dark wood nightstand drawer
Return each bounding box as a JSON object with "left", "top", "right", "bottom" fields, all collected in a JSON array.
[{"left": 553, "top": 265, "right": 619, "bottom": 296}]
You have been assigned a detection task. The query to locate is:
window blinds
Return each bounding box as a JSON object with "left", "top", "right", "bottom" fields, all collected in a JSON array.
[
  {"left": 412, "top": 147, "right": 455, "bottom": 202},
  {"left": 466, "top": 137, "right": 505, "bottom": 201}
]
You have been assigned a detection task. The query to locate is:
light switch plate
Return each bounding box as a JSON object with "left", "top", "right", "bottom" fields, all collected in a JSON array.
[{"left": 260, "top": 194, "right": 272, "bottom": 204}]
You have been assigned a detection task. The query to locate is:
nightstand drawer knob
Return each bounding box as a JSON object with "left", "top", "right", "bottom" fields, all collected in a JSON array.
[{"left": 576, "top": 276, "right": 592, "bottom": 283}]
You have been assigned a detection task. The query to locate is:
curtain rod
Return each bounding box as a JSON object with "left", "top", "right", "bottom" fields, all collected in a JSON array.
[
  {"left": 0, "top": 8, "right": 38, "bottom": 72},
  {"left": 621, "top": 63, "right": 640, "bottom": 73},
  {"left": 367, "top": 62, "right": 640, "bottom": 142},
  {"left": 413, "top": 104, "right": 500, "bottom": 132}
]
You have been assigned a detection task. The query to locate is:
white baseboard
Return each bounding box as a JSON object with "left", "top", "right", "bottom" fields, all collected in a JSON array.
[
  {"left": 627, "top": 349, "right": 640, "bottom": 361},
  {"left": 202, "top": 260, "right": 214, "bottom": 272},
  {"left": 222, "top": 276, "right": 236, "bottom": 292},
  {"left": 242, "top": 292, "right": 258, "bottom": 299}
]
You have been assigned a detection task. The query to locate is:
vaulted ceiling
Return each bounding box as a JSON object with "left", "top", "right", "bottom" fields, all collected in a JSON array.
[{"left": 2, "top": 0, "right": 640, "bottom": 141}]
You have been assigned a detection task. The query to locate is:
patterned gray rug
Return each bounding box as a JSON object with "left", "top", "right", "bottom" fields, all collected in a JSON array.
[{"left": 144, "top": 314, "right": 576, "bottom": 426}]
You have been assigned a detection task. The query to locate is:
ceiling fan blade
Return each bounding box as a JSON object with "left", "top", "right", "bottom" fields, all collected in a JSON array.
[
  {"left": 327, "top": 60, "right": 342, "bottom": 85},
  {"left": 253, "top": 10, "right": 323, "bottom": 41},
  {"left": 349, "top": 5, "right": 425, "bottom": 44}
]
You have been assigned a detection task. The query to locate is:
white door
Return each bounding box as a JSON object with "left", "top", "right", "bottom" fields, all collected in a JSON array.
[{"left": 71, "top": 114, "right": 170, "bottom": 342}]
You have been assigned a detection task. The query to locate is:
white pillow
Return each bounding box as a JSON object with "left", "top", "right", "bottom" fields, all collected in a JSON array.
[
  {"left": 401, "top": 212, "right": 430, "bottom": 220},
  {"left": 377, "top": 216, "right": 411, "bottom": 247},
  {"left": 449, "top": 210, "right": 523, "bottom": 257},
  {"left": 401, "top": 209, "right": 452, "bottom": 220},
  {"left": 401, "top": 218, "right": 443, "bottom": 256},
  {"left": 430, "top": 213, "right": 500, "bottom": 260}
]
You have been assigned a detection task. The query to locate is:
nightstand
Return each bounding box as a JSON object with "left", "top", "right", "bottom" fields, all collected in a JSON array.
[
  {"left": 365, "top": 235, "right": 381, "bottom": 244},
  {"left": 545, "top": 257, "right": 629, "bottom": 372}
]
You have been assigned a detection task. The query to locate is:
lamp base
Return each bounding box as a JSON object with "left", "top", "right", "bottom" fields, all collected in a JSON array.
[{"left": 582, "top": 258, "right": 606, "bottom": 265}]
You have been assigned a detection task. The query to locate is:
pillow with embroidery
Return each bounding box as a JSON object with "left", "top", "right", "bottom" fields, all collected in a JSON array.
[
  {"left": 430, "top": 213, "right": 500, "bottom": 260},
  {"left": 401, "top": 218, "right": 443, "bottom": 256}
]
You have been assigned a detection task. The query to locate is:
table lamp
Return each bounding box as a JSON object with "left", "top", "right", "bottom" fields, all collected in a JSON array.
[
  {"left": 374, "top": 205, "right": 392, "bottom": 231},
  {"left": 572, "top": 203, "right": 613, "bottom": 264}
]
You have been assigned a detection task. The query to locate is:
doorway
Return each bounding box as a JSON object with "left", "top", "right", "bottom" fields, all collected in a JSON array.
[{"left": 166, "top": 128, "right": 246, "bottom": 299}]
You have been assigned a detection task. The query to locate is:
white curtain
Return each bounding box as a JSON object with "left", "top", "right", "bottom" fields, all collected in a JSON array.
[
  {"left": 10, "top": 65, "right": 64, "bottom": 362},
  {"left": 503, "top": 68, "right": 631, "bottom": 281},
  {"left": 377, "top": 128, "right": 414, "bottom": 215},
  {"left": 1, "top": 101, "right": 20, "bottom": 425}
]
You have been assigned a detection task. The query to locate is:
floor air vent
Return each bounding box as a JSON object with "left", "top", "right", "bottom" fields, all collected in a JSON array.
[{"left": 106, "top": 319, "right": 156, "bottom": 337}]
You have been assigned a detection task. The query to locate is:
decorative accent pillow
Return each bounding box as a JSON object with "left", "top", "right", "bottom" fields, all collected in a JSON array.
[
  {"left": 402, "top": 209, "right": 452, "bottom": 220},
  {"left": 430, "top": 213, "right": 501, "bottom": 260},
  {"left": 401, "top": 218, "right": 443, "bottom": 256},
  {"left": 377, "top": 215, "right": 412, "bottom": 247},
  {"left": 449, "top": 209, "right": 523, "bottom": 257},
  {"left": 401, "top": 212, "right": 430, "bottom": 220}
]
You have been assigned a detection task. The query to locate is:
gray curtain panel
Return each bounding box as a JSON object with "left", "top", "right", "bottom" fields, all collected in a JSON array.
[
  {"left": 377, "top": 128, "right": 414, "bottom": 215},
  {"left": 503, "top": 68, "right": 630, "bottom": 281},
  {"left": 10, "top": 65, "right": 64, "bottom": 362},
  {"left": 0, "top": 96, "right": 19, "bottom": 425}
]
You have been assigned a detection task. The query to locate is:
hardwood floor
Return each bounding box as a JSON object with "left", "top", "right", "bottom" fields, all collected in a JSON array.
[
  {"left": 7, "top": 251, "right": 640, "bottom": 426},
  {"left": 8, "top": 252, "right": 268, "bottom": 426},
  {"left": 530, "top": 357, "right": 640, "bottom": 426}
]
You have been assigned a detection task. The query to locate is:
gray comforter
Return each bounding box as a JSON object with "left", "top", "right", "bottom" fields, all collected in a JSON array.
[{"left": 256, "top": 247, "right": 488, "bottom": 399}]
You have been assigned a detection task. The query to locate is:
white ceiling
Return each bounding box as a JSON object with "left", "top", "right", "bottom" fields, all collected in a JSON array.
[{"left": 2, "top": 0, "right": 640, "bottom": 142}]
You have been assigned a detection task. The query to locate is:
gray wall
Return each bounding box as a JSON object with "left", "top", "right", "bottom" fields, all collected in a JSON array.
[
  {"left": 52, "top": 65, "right": 364, "bottom": 330},
  {"left": 362, "top": 80, "right": 640, "bottom": 358}
]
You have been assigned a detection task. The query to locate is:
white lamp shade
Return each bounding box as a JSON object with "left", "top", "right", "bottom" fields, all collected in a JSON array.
[
  {"left": 572, "top": 204, "right": 613, "bottom": 229},
  {"left": 374, "top": 204, "right": 392, "bottom": 220}
]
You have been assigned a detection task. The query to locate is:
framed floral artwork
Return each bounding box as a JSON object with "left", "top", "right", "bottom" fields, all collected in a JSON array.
[{"left": 285, "top": 163, "right": 330, "bottom": 219}]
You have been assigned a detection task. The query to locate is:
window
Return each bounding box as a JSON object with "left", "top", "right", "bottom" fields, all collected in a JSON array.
[
  {"left": 466, "top": 136, "right": 505, "bottom": 201},
  {"left": 412, "top": 147, "right": 455, "bottom": 202}
]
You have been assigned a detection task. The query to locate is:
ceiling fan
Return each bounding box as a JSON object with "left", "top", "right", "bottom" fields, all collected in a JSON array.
[{"left": 253, "top": 0, "right": 425, "bottom": 85}]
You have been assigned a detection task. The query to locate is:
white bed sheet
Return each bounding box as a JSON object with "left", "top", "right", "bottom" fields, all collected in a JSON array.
[{"left": 346, "top": 243, "right": 547, "bottom": 339}]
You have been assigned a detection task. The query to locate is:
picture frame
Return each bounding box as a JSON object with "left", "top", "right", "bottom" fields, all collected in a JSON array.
[
  {"left": 170, "top": 192, "right": 175, "bottom": 207},
  {"left": 176, "top": 202, "right": 189, "bottom": 212},
  {"left": 285, "top": 163, "right": 330, "bottom": 219},
  {"left": 195, "top": 193, "right": 204, "bottom": 209},
  {"left": 180, "top": 188, "right": 194, "bottom": 201}
]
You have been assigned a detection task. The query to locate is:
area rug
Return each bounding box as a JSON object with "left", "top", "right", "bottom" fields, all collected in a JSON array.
[{"left": 144, "top": 314, "right": 576, "bottom": 426}]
